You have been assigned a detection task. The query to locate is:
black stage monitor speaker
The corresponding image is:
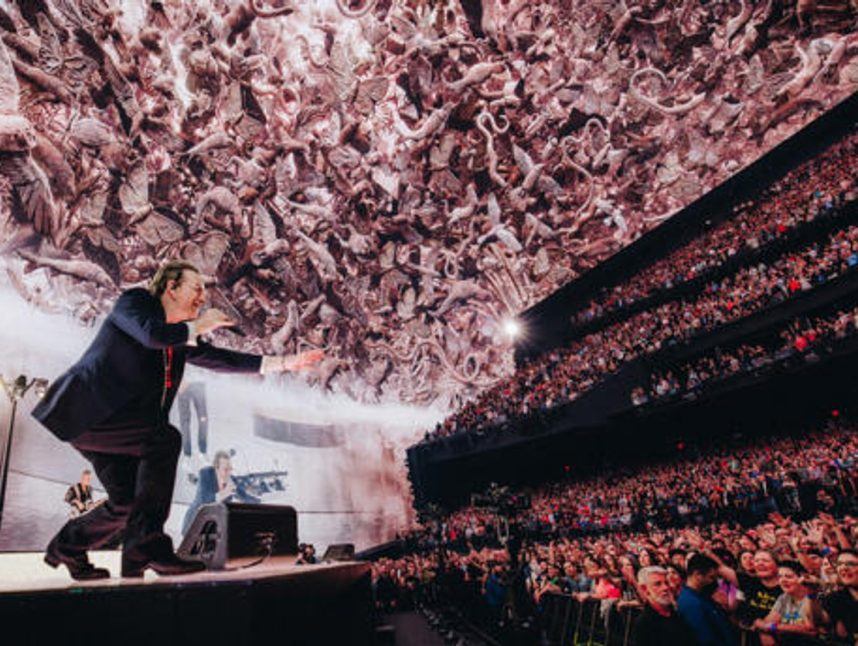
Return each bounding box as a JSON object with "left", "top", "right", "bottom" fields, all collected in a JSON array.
[
  {"left": 322, "top": 543, "right": 355, "bottom": 562},
  {"left": 178, "top": 502, "right": 298, "bottom": 570}
]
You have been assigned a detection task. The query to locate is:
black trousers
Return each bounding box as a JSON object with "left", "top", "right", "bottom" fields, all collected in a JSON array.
[
  {"left": 177, "top": 382, "right": 208, "bottom": 457},
  {"left": 49, "top": 423, "right": 182, "bottom": 557}
]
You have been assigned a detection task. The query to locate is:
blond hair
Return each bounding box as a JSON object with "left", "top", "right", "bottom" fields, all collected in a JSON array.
[
  {"left": 213, "top": 450, "right": 231, "bottom": 468},
  {"left": 148, "top": 260, "right": 200, "bottom": 298}
]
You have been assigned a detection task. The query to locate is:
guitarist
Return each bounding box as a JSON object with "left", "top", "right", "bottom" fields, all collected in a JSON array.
[{"left": 65, "top": 470, "right": 94, "bottom": 518}]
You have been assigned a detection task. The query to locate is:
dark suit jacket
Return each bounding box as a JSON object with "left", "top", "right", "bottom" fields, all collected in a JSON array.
[
  {"left": 182, "top": 466, "right": 260, "bottom": 534},
  {"left": 32, "top": 288, "right": 262, "bottom": 440}
]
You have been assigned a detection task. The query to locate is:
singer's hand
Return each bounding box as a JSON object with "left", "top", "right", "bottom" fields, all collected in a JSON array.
[
  {"left": 264, "top": 350, "right": 325, "bottom": 373},
  {"left": 290, "top": 349, "right": 325, "bottom": 370},
  {"left": 195, "top": 308, "right": 235, "bottom": 336}
]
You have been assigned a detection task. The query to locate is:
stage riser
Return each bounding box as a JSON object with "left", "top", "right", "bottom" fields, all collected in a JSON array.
[{"left": 0, "top": 565, "right": 372, "bottom": 646}]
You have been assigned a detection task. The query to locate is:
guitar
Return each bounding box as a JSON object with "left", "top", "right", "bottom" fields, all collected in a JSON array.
[{"left": 68, "top": 497, "right": 107, "bottom": 519}]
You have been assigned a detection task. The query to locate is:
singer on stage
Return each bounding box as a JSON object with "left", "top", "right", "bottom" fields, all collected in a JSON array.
[{"left": 32, "top": 260, "right": 322, "bottom": 580}]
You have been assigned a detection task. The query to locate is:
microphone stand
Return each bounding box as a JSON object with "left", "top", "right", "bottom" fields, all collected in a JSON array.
[{"left": 0, "top": 375, "right": 48, "bottom": 531}]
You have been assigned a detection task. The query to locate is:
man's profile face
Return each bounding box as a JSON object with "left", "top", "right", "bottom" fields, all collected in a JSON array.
[
  {"left": 699, "top": 568, "right": 719, "bottom": 590},
  {"left": 643, "top": 572, "right": 673, "bottom": 608},
  {"left": 167, "top": 270, "right": 206, "bottom": 321}
]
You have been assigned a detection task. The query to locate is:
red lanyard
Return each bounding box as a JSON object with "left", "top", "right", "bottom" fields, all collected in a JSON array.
[{"left": 164, "top": 346, "right": 174, "bottom": 390}]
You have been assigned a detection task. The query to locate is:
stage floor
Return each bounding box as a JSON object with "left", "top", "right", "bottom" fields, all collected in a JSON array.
[
  {"left": 0, "top": 551, "right": 373, "bottom": 645},
  {"left": 0, "top": 550, "right": 365, "bottom": 593}
]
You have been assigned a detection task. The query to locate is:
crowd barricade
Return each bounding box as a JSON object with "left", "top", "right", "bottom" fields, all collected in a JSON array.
[
  {"left": 541, "top": 593, "right": 850, "bottom": 646},
  {"left": 542, "top": 595, "right": 642, "bottom": 646},
  {"left": 736, "top": 628, "right": 849, "bottom": 646},
  {"left": 376, "top": 576, "right": 855, "bottom": 645}
]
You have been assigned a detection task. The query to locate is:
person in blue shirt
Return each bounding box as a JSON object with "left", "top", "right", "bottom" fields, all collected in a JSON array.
[
  {"left": 484, "top": 563, "right": 508, "bottom": 623},
  {"left": 181, "top": 450, "right": 261, "bottom": 535},
  {"left": 677, "top": 553, "right": 739, "bottom": 645}
]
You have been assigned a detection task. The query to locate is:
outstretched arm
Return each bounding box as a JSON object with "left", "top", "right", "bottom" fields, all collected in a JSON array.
[
  {"left": 187, "top": 343, "right": 324, "bottom": 375},
  {"left": 186, "top": 340, "right": 262, "bottom": 374}
]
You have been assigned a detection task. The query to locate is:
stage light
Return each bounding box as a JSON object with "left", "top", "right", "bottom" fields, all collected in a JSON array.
[
  {"left": 502, "top": 318, "right": 521, "bottom": 339},
  {"left": 11, "top": 375, "right": 27, "bottom": 400},
  {"left": 33, "top": 378, "right": 49, "bottom": 400}
]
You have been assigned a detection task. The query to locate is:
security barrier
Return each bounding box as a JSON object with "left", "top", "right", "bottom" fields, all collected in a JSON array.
[{"left": 540, "top": 594, "right": 847, "bottom": 646}]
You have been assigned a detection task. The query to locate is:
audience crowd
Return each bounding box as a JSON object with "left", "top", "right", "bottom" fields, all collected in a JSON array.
[
  {"left": 426, "top": 131, "right": 856, "bottom": 443},
  {"left": 574, "top": 133, "right": 858, "bottom": 325},
  {"left": 427, "top": 218, "right": 858, "bottom": 441},
  {"left": 635, "top": 303, "right": 858, "bottom": 405},
  {"left": 377, "top": 423, "right": 858, "bottom": 644},
  {"left": 398, "top": 132, "right": 858, "bottom": 646}
]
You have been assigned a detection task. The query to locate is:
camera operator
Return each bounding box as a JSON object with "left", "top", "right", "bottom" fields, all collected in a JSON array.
[{"left": 475, "top": 484, "right": 536, "bottom": 633}]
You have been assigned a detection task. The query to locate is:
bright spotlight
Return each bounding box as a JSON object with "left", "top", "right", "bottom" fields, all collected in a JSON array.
[{"left": 502, "top": 319, "right": 521, "bottom": 339}]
